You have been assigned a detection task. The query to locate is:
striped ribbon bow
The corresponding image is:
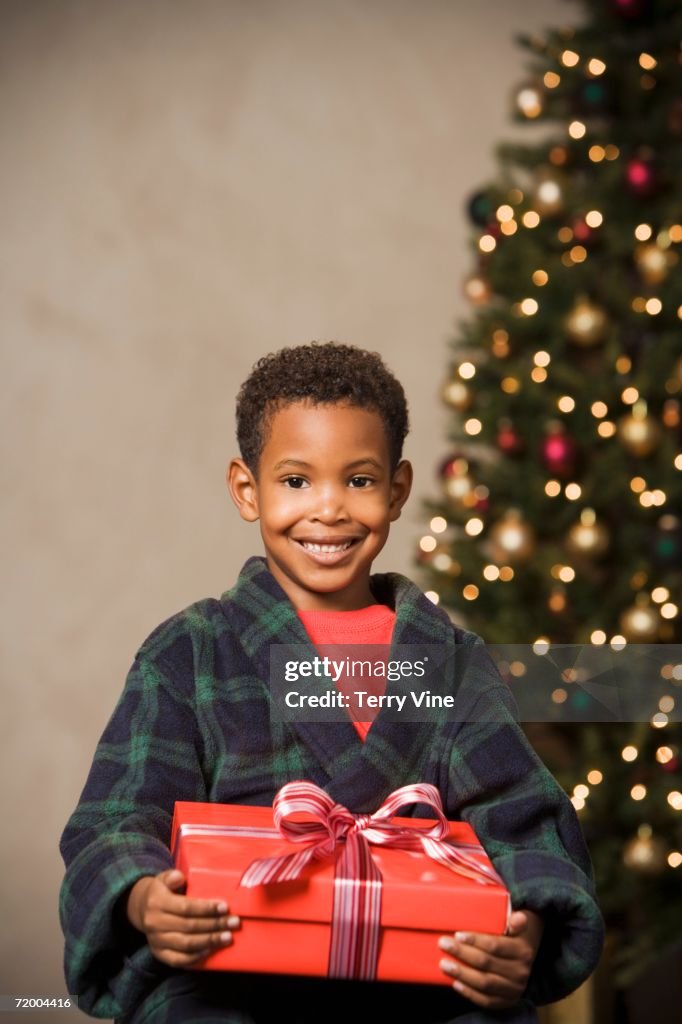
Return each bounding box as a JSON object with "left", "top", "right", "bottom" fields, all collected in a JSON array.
[{"left": 239, "top": 780, "right": 503, "bottom": 981}]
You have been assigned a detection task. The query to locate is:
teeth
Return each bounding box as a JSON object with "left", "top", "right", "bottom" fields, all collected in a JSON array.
[{"left": 301, "top": 541, "right": 353, "bottom": 553}]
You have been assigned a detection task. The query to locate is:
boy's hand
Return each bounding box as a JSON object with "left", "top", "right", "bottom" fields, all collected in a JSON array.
[
  {"left": 437, "top": 909, "right": 543, "bottom": 1010},
  {"left": 126, "top": 868, "right": 240, "bottom": 967}
]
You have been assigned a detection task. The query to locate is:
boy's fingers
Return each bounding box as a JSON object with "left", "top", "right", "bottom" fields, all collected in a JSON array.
[
  {"left": 158, "top": 869, "right": 186, "bottom": 891},
  {"left": 155, "top": 929, "right": 235, "bottom": 957},
  {"left": 154, "top": 912, "right": 240, "bottom": 935},
  {"left": 153, "top": 882, "right": 232, "bottom": 919},
  {"left": 439, "top": 957, "right": 523, "bottom": 1006},
  {"left": 506, "top": 911, "right": 528, "bottom": 936},
  {"left": 438, "top": 932, "right": 530, "bottom": 965}
]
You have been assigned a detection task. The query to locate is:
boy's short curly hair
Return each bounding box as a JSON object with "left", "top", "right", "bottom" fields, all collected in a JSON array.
[{"left": 236, "top": 342, "right": 409, "bottom": 473}]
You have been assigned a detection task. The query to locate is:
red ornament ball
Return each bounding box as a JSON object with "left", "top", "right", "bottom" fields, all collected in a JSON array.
[
  {"left": 497, "top": 421, "right": 524, "bottom": 456},
  {"left": 541, "top": 431, "right": 578, "bottom": 477},
  {"left": 625, "top": 157, "right": 658, "bottom": 198},
  {"left": 609, "top": 0, "right": 651, "bottom": 19},
  {"left": 572, "top": 217, "right": 594, "bottom": 244}
]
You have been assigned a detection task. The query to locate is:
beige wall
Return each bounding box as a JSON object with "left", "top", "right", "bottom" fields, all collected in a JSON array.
[{"left": 1, "top": 0, "right": 566, "bottom": 1011}]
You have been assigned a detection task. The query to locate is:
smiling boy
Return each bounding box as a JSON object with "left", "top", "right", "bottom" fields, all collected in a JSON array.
[{"left": 60, "top": 343, "right": 603, "bottom": 1024}]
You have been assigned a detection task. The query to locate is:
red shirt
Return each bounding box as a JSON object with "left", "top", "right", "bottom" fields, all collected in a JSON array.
[{"left": 297, "top": 605, "right": 396, "bottom": 741}]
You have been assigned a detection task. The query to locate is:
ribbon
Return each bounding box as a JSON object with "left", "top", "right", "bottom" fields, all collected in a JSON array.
[{"left": 238, "top": 781, "right": 503, "bottom": 981}]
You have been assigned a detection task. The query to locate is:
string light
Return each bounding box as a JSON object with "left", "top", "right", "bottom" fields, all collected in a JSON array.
[
  {"left": 585, "top": 210, "right": 603, "bottom": 228},
  {"left": 501, "top": 220, "right": 518, "bottom": 237},
  {"left": 509, "top": 661, "right": 526, "bottom": 677},
  {"left": 632, "top": 297, "right": 647, "bottom": 312},
  {"left": 622, "top": 745, "right": 638, "bottom": 762},
  {"left": 661, "top": 603, "right": 679, "bottom": 619},
  {"left": 616, "top": 355, "right": 632, "bottom": 373},
  {"left": 597, "top": 421, "right": 617, "bottom": 438},
  {"left": 574, "top": 784, "right": 590, "bottom": 800},
  {"left": 591, "top": 401, "right": 608, "bottom": 418},
  {"left": 669, "top": 224, "right": 682, "bottom": 243},
  {"left": 652, "top": 714, "right": 669, "bottom": 728},
  {"left": 669, "top": 852, "right": 682, "bottom": 868},
  {"left": 635, "top": 224, "right": 653, "bottom": 241},
  {"left": 558, "top": 566, "right": 576, "bottom": 582},
  {"left": 565, "top": 484, "right": 582, "bottom": 501},
  {"left": 631, "top": 785, "right": 647, "bottom": 801},
  {"left": 570, "top": 245, "right": 588, "bottom": 263},
  {"left": 604, "top": 145, "right": 619, "bottom": 160},
  {"left": 587, "top": 770, "right": 603, "bottom": 784},
  {"left": 483, "top": 564, "right": 500, "bottom": 581},
  {"left": 501, "top": 377, "right": 520, "bottom": 394},
  {"left": 591, "top": 630, "right": 607, "bottom": 645},
  {"left": 464, "top": 418, "right": 482, "bottom": 435},
  {"left": 659, "top": 696, "right": 675, "bottom": 714},
  {"left": 668, "top": 791, "right": 682, "bottom": 810},
  {"left": 544, "top": 71, "right": 561, "bottom": 88},
  {"left": 552, "top": 687, "right": 568, "bottom": 703},
  {"left": 459, "top": 362, "right": 476, "bottom": 379},
  {"left": 465, "top": 517, "right": 484, "bottom": 537},
  {"left": 520, "top": 298, "right": 539, "bottom": 315},
  {"left": 492, "top": 329, "right": 510, "bottom": 357},
  {"left": 545, "top": 481, "right": 561, "bottom": 497},
  {"left": 587, "top": 58, "right": 606, "bottom": 76},
  {"left": 656, "top": 747, "right": 674, "bottom": 764},
  {"left": 517, "top": 87, "right": 543, "bottom": 118},
  {"left": 645, "top": 298, "right": 662, "bottom": 315},
  {"left": 430, "top": 516, "right": 447, "bottom": 534},
  {"left": 425, "top": 591, "right": 440, "bottom": 605},
  {"left": 532, "top": 270, "right": 549, "bottom": 286},
  {"left": 558, "top": 226, "right": 574, "bottom": 243},
  {"left": 589, "top": 145, "right": 606, "bottom": 162},
  {"left": 533, "top": 638, "right": 551, "bottom": 655},
  {"left": 630, "top": 476, "right": 646, "bottom": 493},
  {"left": 419, "top": 536, "right": 437, "bottom": 553},
  {"left": 479, "top": 234, "right": 497, "bottom": 253},
  {"left": 622, "top": 387, "right": 639, "bottom": 404},
  {"left": 568, "top": 120, "right": 587, "bottom": 139},
  {"left": 561, "top": 50, "right": 580, "bottom": 67},
  {"left": 496, "top": 204, "right": 514, "bottom": 223},
  {"left": 531, "top": 367, "right": 548, "bottom": 383},
  {"left": 639, "top": 53, "right": 657, "bottom": 70},
  {"left": 558, "top": 396, "right": 576, "bottom": 413},
  {"left": 675, "top": 455, "right": 682, "bottom": 470},
  {"left": 534, "top": 351, "right": 551, "bottom": 367},
  {"left": 522, "top": 211, "right": 541, "bottom": 228},
  {"left": 499, "top": 566, "right": 514, "bottom": 581},
  {"left": 463, "top": 585, "right": 479, "bottom": 601}
]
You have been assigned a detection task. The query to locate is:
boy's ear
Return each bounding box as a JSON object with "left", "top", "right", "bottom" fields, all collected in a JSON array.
[
  {"left": 227, "top": 458, "right": 260, "bottom": 522},
  {"left": 389, "top": 459, "right": 413, "bottom": 522}
]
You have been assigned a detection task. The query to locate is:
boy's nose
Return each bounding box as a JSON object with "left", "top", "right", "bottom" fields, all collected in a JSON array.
[{"left": 310, "top": 488, "right": 350, "bottom": 524}]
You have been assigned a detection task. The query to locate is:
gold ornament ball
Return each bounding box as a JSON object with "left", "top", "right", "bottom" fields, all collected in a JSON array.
[
  {"left": 442, "top": 379, "right": 472, "bottom": 411},
  {"left": 489, "top": 511, "right": 535, "bottom": 563},
  {"left": 566, "top": 509, "right": 609, "bottom": 557},
  {"left": 444, "top": 471, "right": 475, "bottom": 505},
  {"left": 623, "top": 826, "right": 667, "bottom": 875},
  {"left": 564, "top": 298, "right": 609, "bottom": 347},
  {"left": 619, "top": 599, "right": 660, "bottom": 642},
  {"left": 618, "top": 410, "right": 662, "bottom": 457},
  {"left": 634, "top": 242, "right": 669, "bottom": 285}
]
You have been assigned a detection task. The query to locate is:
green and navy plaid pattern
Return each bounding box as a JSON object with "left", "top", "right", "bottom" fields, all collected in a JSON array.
[{"left": 59, "top": 557, "right": 603, "bottom": 1021}]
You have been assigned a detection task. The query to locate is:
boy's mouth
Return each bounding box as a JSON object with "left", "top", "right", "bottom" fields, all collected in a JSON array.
[{"left": 293, "top": 537, "right": 360, "bottom": 565}]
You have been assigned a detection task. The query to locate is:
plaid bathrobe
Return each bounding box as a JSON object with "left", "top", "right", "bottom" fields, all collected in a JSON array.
[{"left": 59, "top": 557, "right": 603, "bottom": 1023}]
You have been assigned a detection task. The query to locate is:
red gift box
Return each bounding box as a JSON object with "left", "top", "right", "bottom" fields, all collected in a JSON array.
[{"left": 171, "top": 783, "right": 510, "bottom": 987}]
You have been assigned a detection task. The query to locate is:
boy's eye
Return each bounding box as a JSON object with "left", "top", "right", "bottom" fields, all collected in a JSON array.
[
  {"left": 349, "top": 476, "right": 373, "bottom": 488},
  {"left": 284, "top": 476, "right": 309, "bottom": 489}
]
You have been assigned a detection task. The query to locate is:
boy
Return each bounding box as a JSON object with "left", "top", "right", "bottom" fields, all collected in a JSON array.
[{"left": 60, "top": 343, "right": 604, "bottom": 1023}]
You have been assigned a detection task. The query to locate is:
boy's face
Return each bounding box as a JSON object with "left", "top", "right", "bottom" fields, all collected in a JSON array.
[{"left": 228, "top": 402, "right": 412, "bottom": 610}]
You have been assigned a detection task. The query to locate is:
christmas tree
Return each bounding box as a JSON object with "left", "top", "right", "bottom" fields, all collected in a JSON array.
[{"left": 419, "top": 0, "right": 682, "bottom": 999}]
